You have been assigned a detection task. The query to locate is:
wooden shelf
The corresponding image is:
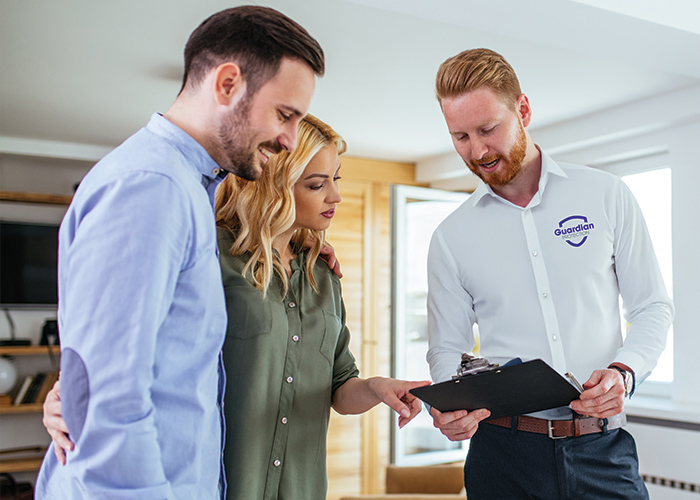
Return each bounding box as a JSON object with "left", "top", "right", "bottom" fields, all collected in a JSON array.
[
  {"left": 0, "top": 452, "right": 46, "bottom": 473},
  {"left": 0, "top": 345, "right": 60, "bottom": 356},
  {"left": 0, "top": 191, "right": 72, "bottom": 206},
  {"left": 0, "top": 403, "right": 43, "bottom": 414}
]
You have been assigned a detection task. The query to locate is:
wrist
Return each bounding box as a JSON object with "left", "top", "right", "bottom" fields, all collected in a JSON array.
[{"left": 608, "top": 363, "right": 635, "bottom": 397}]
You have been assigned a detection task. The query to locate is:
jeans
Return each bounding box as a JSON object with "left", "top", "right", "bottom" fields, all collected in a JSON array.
[{"left": 464, "top": 420, "right": 649, "bottom": 500}]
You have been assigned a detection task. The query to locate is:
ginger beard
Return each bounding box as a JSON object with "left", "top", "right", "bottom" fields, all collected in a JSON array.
[
  {"left": 217, "top": 94, "right": 282, "bottom": 181},
  {"left": 467, "top": 121, "right": 527, "bottom": 188}
]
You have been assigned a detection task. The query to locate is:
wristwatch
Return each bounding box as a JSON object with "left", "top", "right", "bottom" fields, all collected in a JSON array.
[{"left": 609, "top": 365, "right": 634, "bottom": 397}]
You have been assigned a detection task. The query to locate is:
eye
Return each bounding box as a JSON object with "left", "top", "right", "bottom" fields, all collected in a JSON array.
[
  {"left": 333, "top": 175, "right": 341, "bottom": 182},
  {"left": 278, "top": 110, "right": 291, "bottom": 122},
  {"left": 309, "top": 183, "right": 324, "bottom": 191}
]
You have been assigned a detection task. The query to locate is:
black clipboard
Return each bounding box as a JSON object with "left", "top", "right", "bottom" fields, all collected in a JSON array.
[{"left": 409, "top": 359, "right": 581, "bottom": 420}]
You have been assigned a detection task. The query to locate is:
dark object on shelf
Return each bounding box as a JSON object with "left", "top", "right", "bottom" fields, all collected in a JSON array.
[
  {"left": 40, "top": 320, "right": 59, "bottom": 347},
  {"left": 0, "top": 339, "right": 31, "bottom": 347},
  {"left": 0, "top": 472, "right": 34, "bottom": 499},
  {"left": 0, "top": 309, "right": 31, "bottom": 347}
]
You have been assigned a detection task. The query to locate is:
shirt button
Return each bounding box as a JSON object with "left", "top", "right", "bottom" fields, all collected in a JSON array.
[
  {"left": 288, "top": 302, "right": 296, "bottom": 308},
  {"left": 532, "top": 250, "right": 538, "bottom": 256},
  {"left": 552, "top": 335, "right": 558, "bottom": 341},
  {"left": 292, "top": 335, "right": 300, "bottom": 342},
  {"left": 212, "top": 168, "right": 221, "bottom": 176},
  {"left": 281, "top": 417, "right": 288, "bottom": 424},
  {"left": 273, "top": 459, "right": 281, "bottom": 467},
  {"left": 286, "top": 376, "right": 294, "bottom": 383},
  {"left": 542, "top": 292, "right": 548, "bottom": 298}
]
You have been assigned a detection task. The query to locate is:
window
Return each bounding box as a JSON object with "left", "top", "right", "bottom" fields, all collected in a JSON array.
[
  {"left": 390, "top": 185, "right": 470, "bottom": 465},
  {"left": 621, "top": 168, "right": 673, "bottom": 385}
]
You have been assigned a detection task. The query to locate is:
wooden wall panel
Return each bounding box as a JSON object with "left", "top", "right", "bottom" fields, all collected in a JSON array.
[
  {"left": 325, "top": 156, "right": 424, "bottom": 500},
  {"left": 326, "top": 181, "right": 368, "bottom": 500}
]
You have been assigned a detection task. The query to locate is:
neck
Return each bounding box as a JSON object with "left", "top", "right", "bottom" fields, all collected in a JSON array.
[
  {"left": 163, "top": 93, "right": 219, "bottom": 163},
  {"left": 273, "top": 229, "right": 297, "bottom": 276},
  {"left": 491, "top": 142, "right": 542, "bottom": 208}
]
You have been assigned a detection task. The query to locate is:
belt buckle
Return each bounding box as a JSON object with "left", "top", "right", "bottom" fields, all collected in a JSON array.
[{"left": 547, "top": 420, "right": 567, "bottom": 440}]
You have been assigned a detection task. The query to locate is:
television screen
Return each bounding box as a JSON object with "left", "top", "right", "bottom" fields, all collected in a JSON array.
[{"left": 0, "top": 221, "right": 59, "bottom": 307}]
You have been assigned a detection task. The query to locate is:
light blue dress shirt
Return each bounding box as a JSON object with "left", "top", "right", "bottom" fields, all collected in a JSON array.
[{"left": 35, "top": 113, "right": 228, "bottom": 499}]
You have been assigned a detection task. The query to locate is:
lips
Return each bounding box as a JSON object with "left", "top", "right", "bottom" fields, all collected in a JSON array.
[
  {"left": 321, "top": 208, "right": 335, "bottom": 219},
  {"left": 478, "top": 158, "right": 500, "bottom": 170},
  {"left": 258, "top": 147, "right": 275, "bottom": 164}
]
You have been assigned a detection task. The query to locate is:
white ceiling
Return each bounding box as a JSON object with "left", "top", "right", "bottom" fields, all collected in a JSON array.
[{"left": 1, "top": 0, "right": 699, "bottom": 163}]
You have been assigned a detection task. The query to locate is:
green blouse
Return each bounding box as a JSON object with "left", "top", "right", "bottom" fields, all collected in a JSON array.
[{"left": 218, "top": 228, "right": 360, "bottom": 500}]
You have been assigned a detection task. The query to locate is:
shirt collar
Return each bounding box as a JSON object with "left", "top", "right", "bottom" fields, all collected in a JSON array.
[
  {"left": 146, "top": 113, "right": 229, "bottom": 184},
  {"left": 468, "top": 146, "right": 567, "bottom": 209}
]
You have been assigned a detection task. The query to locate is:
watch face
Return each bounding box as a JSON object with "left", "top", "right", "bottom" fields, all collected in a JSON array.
[{"left": 622, "top": 370, "right": 633, "bottom": 395}]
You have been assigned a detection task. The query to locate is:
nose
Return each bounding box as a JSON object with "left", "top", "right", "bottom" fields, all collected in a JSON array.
[
  {"left": 327, "top": 182, "right": 342, "bottom": 205},
  {"left": 470, "top": 136, "right": 488, "bottom": 160},
  {"left": 278, "top": 121, "right": 299, "bottom": 153}
]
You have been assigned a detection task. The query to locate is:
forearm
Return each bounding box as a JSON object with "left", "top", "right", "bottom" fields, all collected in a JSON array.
[
  {"left": 331, "top": 377, "right": 381, "bottom": 415},
  {"left": 618, "top": 300, "right": 673, "bottom": 380}
]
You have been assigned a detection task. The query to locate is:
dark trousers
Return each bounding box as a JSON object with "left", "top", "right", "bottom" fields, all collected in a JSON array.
[{"left": 464, "top": 420, "right": 649, "bottom": 500}]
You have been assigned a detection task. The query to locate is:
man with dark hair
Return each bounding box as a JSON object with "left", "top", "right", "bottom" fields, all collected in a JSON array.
[
  {"left": 427, "top": 48, "right": 673, "bottom": 499},
  {"left": 35, "top": 6, "right": 323, "bottom": 499}
]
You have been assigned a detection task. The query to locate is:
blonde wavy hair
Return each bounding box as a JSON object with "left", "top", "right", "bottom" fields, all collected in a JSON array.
[{"left": 215, "top": 114, "right": 347, "bottom": 296}]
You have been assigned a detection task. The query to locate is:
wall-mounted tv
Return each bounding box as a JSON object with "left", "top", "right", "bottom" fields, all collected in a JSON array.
[{"left": 0, "top": 221, "right": 59, "bottom": 307}]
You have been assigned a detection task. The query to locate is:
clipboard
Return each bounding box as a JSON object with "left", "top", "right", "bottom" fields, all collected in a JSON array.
[{"left": 409, "top": 359, "right": 582, "bottom": 420}]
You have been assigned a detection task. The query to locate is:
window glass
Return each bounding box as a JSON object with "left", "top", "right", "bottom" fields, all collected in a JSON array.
[
  {"left": 621, "top": 168, "right": 673, "bottom": 383},
  {"left": 391, "top": 185, "right": 469, "bottom": 465}
]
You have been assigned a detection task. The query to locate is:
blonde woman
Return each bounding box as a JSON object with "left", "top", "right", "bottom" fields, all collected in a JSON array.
[{"left": 43, "top": 115, "right": 429, "bottom": 500}]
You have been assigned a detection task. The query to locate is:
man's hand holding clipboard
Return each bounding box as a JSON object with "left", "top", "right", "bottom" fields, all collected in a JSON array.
[{"left": 410, "top": 356, "right": 583, "bottom": 440}]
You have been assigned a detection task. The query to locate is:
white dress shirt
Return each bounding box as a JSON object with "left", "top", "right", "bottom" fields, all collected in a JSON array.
[{"left": 426, "top": 150, "right": 674, "bottom": 413}]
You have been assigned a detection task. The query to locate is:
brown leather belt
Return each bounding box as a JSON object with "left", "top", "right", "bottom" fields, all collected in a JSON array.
[{"left": 485, "top": 413, "right": 627, "bottom": 439}]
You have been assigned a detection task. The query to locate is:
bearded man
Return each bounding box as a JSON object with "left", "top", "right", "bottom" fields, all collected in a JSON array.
[
  {"left": 35, "top": 7, "right": 323, "bottom": 499},
  {"left": 426, "top": 48, "right": 673, "bottom": 500}
]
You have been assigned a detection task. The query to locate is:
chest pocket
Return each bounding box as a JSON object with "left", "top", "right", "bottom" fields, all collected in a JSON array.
[
  {"left": 224, "top": 282, "right": 272, "bottom": 339},
  {"left": 320, "top": 311, "right": 342, "bottom": 364}
]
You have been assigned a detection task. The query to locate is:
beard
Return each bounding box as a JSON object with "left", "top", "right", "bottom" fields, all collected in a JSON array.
[
  {"left": 216, "top": 95, "right": 281, "bottom": 181},
  {"left": 467, "top": 122, "right": 527, "bottom": 188}
]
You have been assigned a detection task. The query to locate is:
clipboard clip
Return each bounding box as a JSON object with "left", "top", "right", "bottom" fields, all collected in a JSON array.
[
  {"left": 565, "top": 372, "right": 584, "bottom": 393},
  {"left": 453, "top": 353, "right": 500, "bottom": 378}
]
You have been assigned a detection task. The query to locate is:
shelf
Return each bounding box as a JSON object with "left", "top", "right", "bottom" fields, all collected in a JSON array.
[
  {"left": 0, "top": 191, "right": 72, "bottom": 206},
  {"left": 0, "top": 450, "right": 47, "bottom": 473},
  {"left": 0, "top": 345, "right": 60, "bottom": 356},
  {"left": 0, "top": 403, "right": 43, "bottom": 414}
]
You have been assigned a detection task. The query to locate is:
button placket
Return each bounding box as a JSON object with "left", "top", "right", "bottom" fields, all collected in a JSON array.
[{"left": 521, "top": 208, "right": 567, "bottom": 372}]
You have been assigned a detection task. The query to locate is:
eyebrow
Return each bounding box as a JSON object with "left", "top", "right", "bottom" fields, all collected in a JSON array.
[
  {"left": 280, "top": 105, "right": 304, "bottom": 118},
  {"left": 303, "top": 173, "right": 329, "bottom": 180},
  {"left": 303, "top": 165, "right": 341, "bottom": 181}
]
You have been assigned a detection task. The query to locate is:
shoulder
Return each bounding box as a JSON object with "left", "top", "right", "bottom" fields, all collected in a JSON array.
[
  {"left": 217, "top": 227, "right": 249, "bottom": 275},
  {"left": 432, "top": 196, "right": 476, "bottom": 239},
  {"left": 556, "top": 160, "right": 621, "bottom": 187},
  {"left": 309, "top": 253, "right": 343, "bottom": 294},
  {"left": 87, "top": 128, "right": 199, "bottom": 194}
]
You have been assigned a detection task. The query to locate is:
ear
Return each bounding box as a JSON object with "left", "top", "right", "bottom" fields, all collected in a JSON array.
[
  {"left": 516, "top": 93, "right": 532, "bottom": 127},
  {"left": 213, "top": 62, "right": 246, "bottom": 105}
]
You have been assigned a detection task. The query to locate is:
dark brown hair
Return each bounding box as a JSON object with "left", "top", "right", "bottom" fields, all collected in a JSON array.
[{"left": 181, "top": 6, "right": 324, "bottom": 95}]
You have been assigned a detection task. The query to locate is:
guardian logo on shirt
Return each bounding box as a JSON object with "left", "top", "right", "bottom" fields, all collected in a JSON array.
[{"left": 553, "top": 215, "right": 595, "bottom": 247}]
